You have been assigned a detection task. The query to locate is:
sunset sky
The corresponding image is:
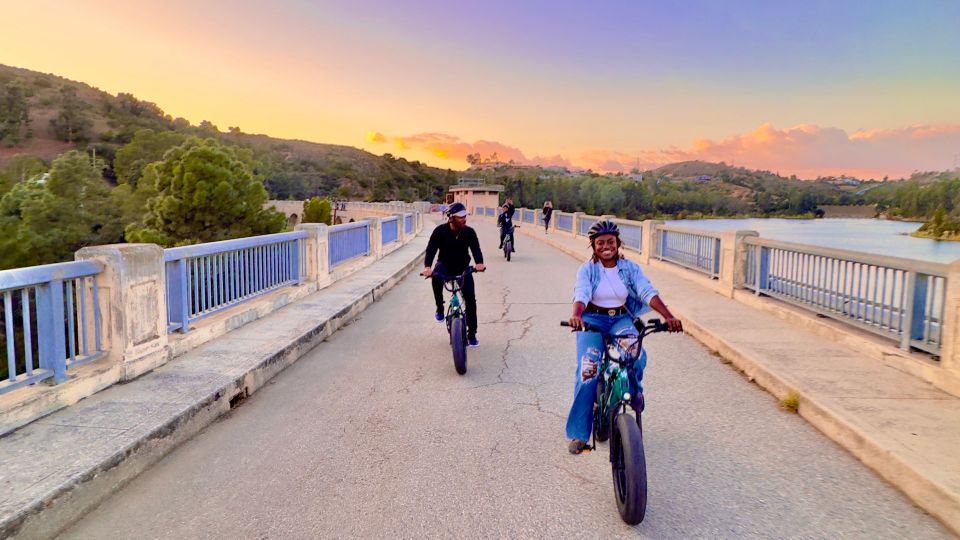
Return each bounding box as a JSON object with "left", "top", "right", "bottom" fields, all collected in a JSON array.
[{"left": 3, "top": 0, "right": 959, "bottom": 178}]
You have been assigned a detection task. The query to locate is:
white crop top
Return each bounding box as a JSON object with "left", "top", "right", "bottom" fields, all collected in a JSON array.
[{"left": 591, "top": 267, "right": 628, "bottom": 308}]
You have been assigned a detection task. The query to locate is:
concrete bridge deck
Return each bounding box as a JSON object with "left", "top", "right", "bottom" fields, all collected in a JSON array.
[{"left": 38, "top": 219, "right": 953, "bottom": 538}]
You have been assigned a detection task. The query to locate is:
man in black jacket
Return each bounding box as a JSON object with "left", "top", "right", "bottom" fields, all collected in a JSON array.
[{"left": 422, "top": 202, "right": 486, "bottom": 347}]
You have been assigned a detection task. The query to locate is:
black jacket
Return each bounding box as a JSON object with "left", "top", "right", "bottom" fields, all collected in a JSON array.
[{"left": 425, "top": 224, "right": 484, "bottom": 274}]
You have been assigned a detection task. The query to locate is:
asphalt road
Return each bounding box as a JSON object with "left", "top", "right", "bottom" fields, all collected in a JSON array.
[{"left": 61, "top": 222, "right": 952, "bottom": 539}]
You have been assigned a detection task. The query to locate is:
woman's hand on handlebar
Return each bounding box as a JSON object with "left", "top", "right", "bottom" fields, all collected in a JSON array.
[
  {"left": 567, "top": 314, "right": 584, "bottom": 330},
  {"left": 664, "top": 317, "right": 683, "bottom": 333}
]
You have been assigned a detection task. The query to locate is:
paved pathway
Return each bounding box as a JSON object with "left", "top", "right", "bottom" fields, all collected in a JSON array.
[{"left": 62, "top": 222, "right": 952, "bottom": 539}]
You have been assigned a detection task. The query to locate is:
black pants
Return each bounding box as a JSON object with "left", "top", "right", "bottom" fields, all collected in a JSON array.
[
  {"left": 543, "top": 217, "right": 551, "bottom": 231},
  {"left": 432, "top": 263, "right": 478, "bottom": 338}
]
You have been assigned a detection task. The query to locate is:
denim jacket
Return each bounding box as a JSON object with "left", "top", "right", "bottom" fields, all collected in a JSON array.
[{"left": 573, "top": 258, "right": 659, "bottom": 317}]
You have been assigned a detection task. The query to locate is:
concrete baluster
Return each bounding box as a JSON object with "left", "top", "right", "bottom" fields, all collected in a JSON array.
[
  {"left": 718, "top": 230, "right": 759, "bottom": 297},
  {"left": 640, "top": 220, "right": 663, "bottom": 264},
  {"left": 295, "top": 223, "right": 331, "bottom": 289},
  {"left": 571, "top": 212, "right": 584, "bottom": 237},
  {"left": 367, "top": 218, "right": 383, "bottom": 260},
  {"left": 75, "top": 244, "right": 170, "bottom": 380},
  {"left": 939, "top": 261, "right": 960, "bottom": 371}
]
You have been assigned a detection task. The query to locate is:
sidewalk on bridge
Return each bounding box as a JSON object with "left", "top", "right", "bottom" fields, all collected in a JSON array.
[
  {"left": 0, "top": 230, "right": 431, "bottom": 539},
  {"left": 504, "top": 218, "right": 960, "bottom": 535}
]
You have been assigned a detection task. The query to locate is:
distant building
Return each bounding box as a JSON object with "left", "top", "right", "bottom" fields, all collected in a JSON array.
[
  {"left": 448, "top": 178, "right": 504, "bottom": 214},
  {"left": 695, "top": 175, "right": 712, "bottom": 183}
]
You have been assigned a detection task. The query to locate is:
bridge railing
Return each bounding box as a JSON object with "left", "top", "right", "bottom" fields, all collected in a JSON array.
[
  {"left": 612, "top": 218, "right": 643, "bottom": 252},
  {"left": 522, "top": 208, "right": 535, "bottom": 224},
  {"left": 0, "top": 209, "right": 424, "bottom": 432},
  {"left": 578, "top": 215, "right": 599, "bottom": 236},
  {"left": 381, "top": 216, "right": 399, "bottom": 246},
  {"left": 329, "top": 221, "right": 371, "bottom": 267},
  {"left": 473, "top": 207, "right": 960, "bottom": 363},
  {"left": 744, "top": 238, "right": 948, "bottom": 354},
  {"left": 164, "top": 232, "right": 307, "bottom": 333},
  {"left": 0, "top": 261, "right": 105, "bottom": 394},
  {"left": 654, "top": 225, "right": 722, "bottom": 278}
]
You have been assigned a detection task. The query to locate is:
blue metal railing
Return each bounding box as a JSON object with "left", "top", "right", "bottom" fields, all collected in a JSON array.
[
  {"left": 164, "top": 232, "right": 307, "bottom": 333},
  {"left": 579, "top": 216, "right": 599, "bottom": 236},
  {"left": 744, "top": 238, "right": 948, "bottom": 354},
  {"left": 656, "top": 226, "right": 721, "bottom": 278},
  {"left": 329, "top": 221, "right": 371, "bottom": 268},
  {"left": 486, "top": 207, "right": 495, "bottom": 217},
  {"left": 615, "top": 220, "right": 642, "bottom": 252},
  {"left": 0, "top": 261, "right": 105, "bottom": 394},
  {"left": 404, "top": 213, "right": 413, "bottom": 235},
  {"left": 523, "top": 209, "right": 534, "bottom": 224},
  {"left": 382, "top": 217, "right": 399, "bottom": 246},
  {"left": 556, "top": 213, "right": 573, "bottom": 232}
]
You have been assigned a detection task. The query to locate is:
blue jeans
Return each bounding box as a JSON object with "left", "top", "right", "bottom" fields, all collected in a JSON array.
[{"left": 565, "top": 312, "right": 647, "bottom": 442}]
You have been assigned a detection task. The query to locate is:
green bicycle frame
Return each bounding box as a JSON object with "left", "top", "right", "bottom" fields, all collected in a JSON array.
[{"left": 600, "top": 360, "right": 632, "bottom": 419}]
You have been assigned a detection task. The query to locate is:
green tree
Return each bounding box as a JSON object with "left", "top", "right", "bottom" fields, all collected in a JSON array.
[
  {"left": 113, "top": 129, "right": 188, "bottom": 187},
  {"left": 0, "top": 80, "right": 31, "bottom": 146},
  {"left": 0, "top": 151, "right": 121, "bottom": 269},
  {"left": 0, "top": 155, "right": 46, "bottom": 195},
  {"left": 303, "top": 197, "right": 332, "bottom": 224},
  {"left": 125, "top": 137, "right": 285, "bottom": 246},
  {"left": 49, "top": 85, "right": 92, "bottom": 143}
]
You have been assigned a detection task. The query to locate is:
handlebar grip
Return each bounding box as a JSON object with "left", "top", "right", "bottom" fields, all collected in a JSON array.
[{"left": 560, "top": 321, "right": 572, "bottom": 327}]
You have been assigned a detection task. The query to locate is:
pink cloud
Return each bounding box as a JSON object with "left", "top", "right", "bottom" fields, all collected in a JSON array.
[{"left": 370, "top": 123, "right": 960, "bottom": 179}]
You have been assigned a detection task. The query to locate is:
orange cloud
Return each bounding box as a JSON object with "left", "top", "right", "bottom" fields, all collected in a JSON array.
[
  {"left": 366, "top": 131, "right": 387, "bottom": 143},
  {"left": 371, "top": 123, "right": 960, "bottom": 179}
]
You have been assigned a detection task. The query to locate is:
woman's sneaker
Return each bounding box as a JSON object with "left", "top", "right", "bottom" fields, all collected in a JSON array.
[
  {"left": 568, "top": 439, "right": 589, "bottom": 454},
  {"left": 435, "top": 310, "right": 444, "bottom": 322}
]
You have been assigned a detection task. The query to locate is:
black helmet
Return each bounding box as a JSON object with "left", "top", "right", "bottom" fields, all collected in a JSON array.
[
  {"left": 588, "top": 220, "right": 620, "bottom": 239},
  {"left": 446, "top": 202, "right": 467, "bottom": 217}
]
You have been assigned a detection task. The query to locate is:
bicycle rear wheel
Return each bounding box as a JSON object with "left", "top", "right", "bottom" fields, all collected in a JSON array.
[
  {"left": 611, "top": 412, "right": 647, "bottom": 524},
  {"left": 450, "top": 316, "right": 468, "bottom": 375}
]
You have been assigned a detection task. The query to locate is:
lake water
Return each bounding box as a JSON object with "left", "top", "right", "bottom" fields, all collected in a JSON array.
[{"left": 668, "top": 218, "right": 960, "bottom": 264}]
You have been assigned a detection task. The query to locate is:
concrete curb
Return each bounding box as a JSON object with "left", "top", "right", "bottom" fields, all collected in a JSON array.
[
  {"left": 497, "top": 216, "right": 960, "bottom": 536},
  {"left": 3, "top": 239, "right": 428, "bottom": 540}
]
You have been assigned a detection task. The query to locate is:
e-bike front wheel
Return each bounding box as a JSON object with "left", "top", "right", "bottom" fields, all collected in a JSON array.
[
  {"left": 611, "top": 411, "right": 647, "bottom": 525},
  {"left": 450, "top": 316, "right": 468, "bottom": 375}
]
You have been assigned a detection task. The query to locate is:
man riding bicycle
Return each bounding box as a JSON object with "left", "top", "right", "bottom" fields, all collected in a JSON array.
[
  {"left": 497, "top": 203, "right": 517, "bottom": 251},
  {"left": 422, "top": 202, "right": 485, "bottom": 347}
]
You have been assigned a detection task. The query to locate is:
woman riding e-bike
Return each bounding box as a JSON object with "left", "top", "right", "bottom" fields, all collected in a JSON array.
[{"left": 565, "top": 220, "right": 683, "bottom": 454}]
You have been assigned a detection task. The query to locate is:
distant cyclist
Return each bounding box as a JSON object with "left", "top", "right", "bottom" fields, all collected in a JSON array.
[
  {"left": 565, "top": 220, "right": 683, "bottom": 454},
  {"left": 504, "top": 197, "right": 517, "bottom": 221},
  {"left": 542, "top": 200, "right": 553, "bottom": 233},
  {"left": 422, "top": 202, "right": 485, "bottom": 347},
  {"left": 497, "top": 203, "right": 517, "bottom": 251}
]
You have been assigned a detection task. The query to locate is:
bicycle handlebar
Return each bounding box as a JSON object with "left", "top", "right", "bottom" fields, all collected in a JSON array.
[
  {"left": 432, "top": 266, "right": 484, "bottom": 282},
  {"left": 560, "top": 318, "right": 669, "bottom": 335}
]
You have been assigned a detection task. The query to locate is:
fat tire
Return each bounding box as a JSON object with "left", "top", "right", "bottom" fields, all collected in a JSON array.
[
  {"left": 611, "top": 412, "right": 647, "bottom": 525},
  {"left": 450, "top": 316, "right": 468, "bottom": 375}
]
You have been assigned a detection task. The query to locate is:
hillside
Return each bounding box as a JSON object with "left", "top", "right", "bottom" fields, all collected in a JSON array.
[{"left": 0, "top": 64, "right": 457, "bottom": 201}]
